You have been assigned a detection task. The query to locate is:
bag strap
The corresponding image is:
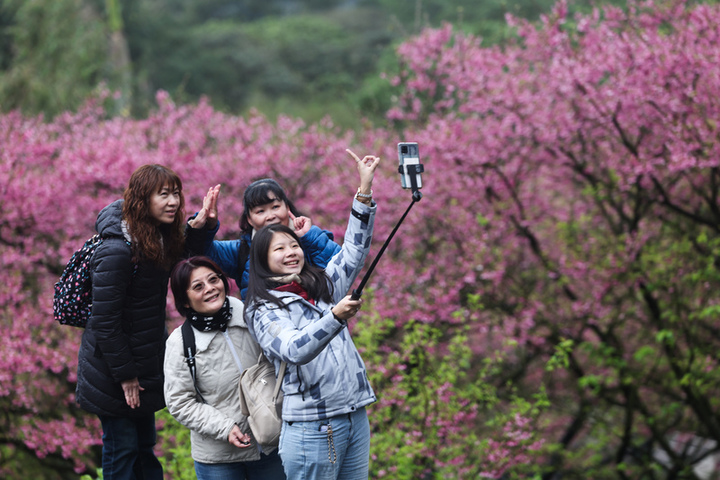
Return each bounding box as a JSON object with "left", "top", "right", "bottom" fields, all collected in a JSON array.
[
  {"left": 181, "top": 320, "right": 206, "bottom": 403},
  {"left": 266, "top": 354, "right": 286, "bottom": 402}
]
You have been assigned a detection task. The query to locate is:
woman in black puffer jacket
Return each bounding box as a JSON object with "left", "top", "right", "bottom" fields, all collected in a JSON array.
[{"left": 76, "top": 164, "right": 186, "bottom": 480}]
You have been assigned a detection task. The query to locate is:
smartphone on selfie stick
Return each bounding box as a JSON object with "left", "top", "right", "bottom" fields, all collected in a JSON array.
[{"left": 350, "top": 142, "right": 424, "bottom": 300}]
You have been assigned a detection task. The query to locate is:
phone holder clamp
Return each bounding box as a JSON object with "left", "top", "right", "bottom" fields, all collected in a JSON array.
[{"left": 398, "top": 163, "right": 425, "bottom": 200}]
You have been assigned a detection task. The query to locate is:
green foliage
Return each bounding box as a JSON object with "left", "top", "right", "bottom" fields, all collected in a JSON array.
[
  {"left": 545, "top": 202, "right": 720, "bottom": 477},
  {"left": 79, "top": 468, "right": 102, "bottom": 480},
  {"left": 362, "top": 0, "right": 557, "bottom": 42},
  {"left": 244, "top": 15, "right": 352, "bottom": 87},
  {"left": 192, "top": 0, "right": 283, "bottom": 22},
  {"left": 0, "top": 445, "right": 79, "bottom": 480},
  {"left": 0, "top": 0, "right": 578, "bottom": 124},
  {"left": 0, "top": 0, "right": 589, "bottom": 125},
  {"left": 546, "top": 338, "right": 574, "bottom": 372},
  {"left": 350, "top": 46, "right": 402, "bottom": 126},
  {"left": 352, "top": 305, "right": 549, "bottom": 479},
  {"left": 121, "top": 4, "right": 396, "bottom": 123},
  {"left": 359, "top": 316, "right": 476, "bottom": 478},
  {"left": 62, "top": 410, "right": 195, "bottom": 480},
  {"left": 0, "top": 0, "right": 107, "bottom": 116},
  {"left": 138, "top": 19, "right": 272, "bottom": 112},
  {"left": 156, "top": 409, "right": 196, "bottom": 480},
  {"left": 105, "top": 0, "right": 122, "bottom": 32}
]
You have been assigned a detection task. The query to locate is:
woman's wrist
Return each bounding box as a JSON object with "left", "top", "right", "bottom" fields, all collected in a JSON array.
[
  {"left": 355, "top": 187, "right": 373, "bottom": 205},
  {"left": 188, "top": 214, "right": 217, "bottom": 230},
  {"left": 187, "top": 217, "right": 203, "bottom": 229},
  {"left": 358, "top": 182, "right": 372, "bottom": 195}
]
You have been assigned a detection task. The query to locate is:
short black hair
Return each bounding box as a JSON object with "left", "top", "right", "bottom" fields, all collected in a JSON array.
[
  {"left": 239, "top": 178, "right": 303, "bottom": 234},
  {"left": 170, "top": 256, "right": 230, "bottom": 316}
]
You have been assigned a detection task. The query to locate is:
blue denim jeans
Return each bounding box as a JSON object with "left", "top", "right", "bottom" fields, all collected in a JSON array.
[
  {"left": 194, "top": 450, "right": 286, "bottom": 480},
  {"left": 278, "top": 407, "right": 371, "bottom": 480},
  {"left": 98, "top": 414, "right": 163, "bottom": 480}
]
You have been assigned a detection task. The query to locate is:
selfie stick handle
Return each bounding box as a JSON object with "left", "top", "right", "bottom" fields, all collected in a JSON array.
[{"left": 351, "top": 190, "right": 422, "bottom": 301}]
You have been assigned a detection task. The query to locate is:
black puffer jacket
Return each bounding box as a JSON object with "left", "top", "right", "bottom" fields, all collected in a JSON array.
[{"left": 76, "top": 200, "right": 170, "bottom": 417}]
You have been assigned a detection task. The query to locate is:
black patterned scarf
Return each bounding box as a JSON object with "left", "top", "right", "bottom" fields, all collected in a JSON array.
[{"left": 187, "top": 298, "right": 232, "bottom": 332}]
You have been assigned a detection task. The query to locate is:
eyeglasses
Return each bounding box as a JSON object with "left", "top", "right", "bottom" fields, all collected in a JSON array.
[{"left": 188, "top": 274, "right": 223, "bottom": 293}]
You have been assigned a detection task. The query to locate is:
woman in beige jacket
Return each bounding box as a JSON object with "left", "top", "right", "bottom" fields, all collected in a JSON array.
[{"left": 163, "top": 256, "right": 285, "bottom": 480}]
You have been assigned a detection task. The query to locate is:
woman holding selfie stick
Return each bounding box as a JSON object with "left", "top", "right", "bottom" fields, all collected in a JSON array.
[{"left": 244, "top": 149, "right": 379, "bottom": 480}]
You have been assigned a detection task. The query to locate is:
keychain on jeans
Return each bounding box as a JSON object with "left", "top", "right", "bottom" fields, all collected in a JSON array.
[{"left": 320, "top": 424, "right": 337, "bottom": 464}]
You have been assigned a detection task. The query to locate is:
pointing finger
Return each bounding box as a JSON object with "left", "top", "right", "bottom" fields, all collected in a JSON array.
[{"left": 346, "top": 149, "right": 361, "bottom": 162}]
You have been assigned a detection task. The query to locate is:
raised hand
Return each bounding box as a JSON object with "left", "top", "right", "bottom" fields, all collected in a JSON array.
[
  {"left": 189, "top": 184, "right": 221, "bottom": 229},
  {"left": 346, "top": 149, "right": 380, "bottom": 197},
  {"left": 289, "top": 212, "right": 312, "bottom": 237}
]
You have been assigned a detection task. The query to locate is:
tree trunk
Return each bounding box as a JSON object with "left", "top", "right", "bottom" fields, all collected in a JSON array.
[{"left": 105, "top": 0, "right": 131, "bottom": 115}]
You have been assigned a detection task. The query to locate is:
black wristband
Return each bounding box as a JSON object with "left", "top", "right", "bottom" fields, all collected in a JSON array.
[{"left": 351, "top": 208, "right": 370, "bottom": 224}]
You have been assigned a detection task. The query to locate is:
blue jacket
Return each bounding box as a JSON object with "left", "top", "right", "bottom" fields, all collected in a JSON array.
[
  {"left": 244, "top": 199, "right": 377, "bottom": 422},
  {"left": 186, "top": 222, "right": 340, "bottom": 300}
]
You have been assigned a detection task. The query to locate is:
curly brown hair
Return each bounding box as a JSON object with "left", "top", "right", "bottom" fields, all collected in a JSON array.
[{"left": 123, "top": 164, "right": 186, "bottom": 269}]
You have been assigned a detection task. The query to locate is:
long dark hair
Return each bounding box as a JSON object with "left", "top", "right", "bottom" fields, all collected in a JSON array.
[
  {"left": 244, "top": 223, "right": 333, "bottom": 309},
  {"left": 170, "top": 256, "right": 230, "bottom": 317},
  {"left": 123, "top": 164, "right": 185, "bottom": 268},
  {"left": 239, "top": 178, "right": 303, "bottom": 235}
]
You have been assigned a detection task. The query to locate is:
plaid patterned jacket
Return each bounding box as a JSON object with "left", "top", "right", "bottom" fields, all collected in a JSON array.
[{"left": 245, "top": 198, "right": 377, "bottom": 422}]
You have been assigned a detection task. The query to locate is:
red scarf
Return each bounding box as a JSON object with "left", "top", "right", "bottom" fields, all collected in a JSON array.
[{"left": 274, "top": 281, "right": 315, "bottom": 305}]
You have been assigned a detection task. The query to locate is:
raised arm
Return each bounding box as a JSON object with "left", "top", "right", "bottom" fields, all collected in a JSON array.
[
  {"left": 328, "top": 149, "right": 381, "bottom": 317},
  {"left": 184, "top": 185, "right": 245, "bottom": 282},
  {"left": 346, "top": 148, "right": 379, "bottom": 206}
]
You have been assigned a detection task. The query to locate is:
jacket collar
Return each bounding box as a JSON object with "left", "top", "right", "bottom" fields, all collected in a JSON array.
[
  {"left": 193, "top": 296, "right": 247, "bottom": 352},
  {"left": 263, "top": 289, "right": 325, "bottom": 314}
]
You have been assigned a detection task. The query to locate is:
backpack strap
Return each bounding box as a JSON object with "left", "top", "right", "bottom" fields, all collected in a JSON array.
[
  {"left": 181, "top": 320, "right": 206, "bottom": 403},
  {"left": 100, "top": 234, "right": 137, "bottom": 276}
]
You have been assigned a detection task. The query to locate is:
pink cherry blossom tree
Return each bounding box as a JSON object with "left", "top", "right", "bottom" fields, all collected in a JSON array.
[
  {"left": 377, "top": 0, "right": 720, "bottom": 476},
  {"left": 0, "top": 92, "right": 364, "bottom": 476},
  {"left": 3, "top": 1, "right": 720, "bottom": 478}
]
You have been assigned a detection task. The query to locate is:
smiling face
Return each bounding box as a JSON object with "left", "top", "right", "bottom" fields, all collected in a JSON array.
[
  {"left": 186, "top": 267, "right": 226, "bottom": 315},
  {"left": 267, "top": 231, "right": 305, "bottom": 276},
  {"left": 247, "top": 193, "right": 290, "bottom": 231},
  {"left": 149, "top": 184, "right": 180, "bottom": 224}
]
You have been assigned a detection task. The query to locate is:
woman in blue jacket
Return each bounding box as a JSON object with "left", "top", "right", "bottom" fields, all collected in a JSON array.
[
  {"left": 244, "top": 150, "right": 380, "bottom": 480},
  {"left": 186, "top": 178, "right": 340, "bottom": 300}
]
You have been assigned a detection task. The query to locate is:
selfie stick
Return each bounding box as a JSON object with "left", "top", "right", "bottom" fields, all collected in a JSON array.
[{"left": 350, "top": 163, "right": 424, "bottom": 301}]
